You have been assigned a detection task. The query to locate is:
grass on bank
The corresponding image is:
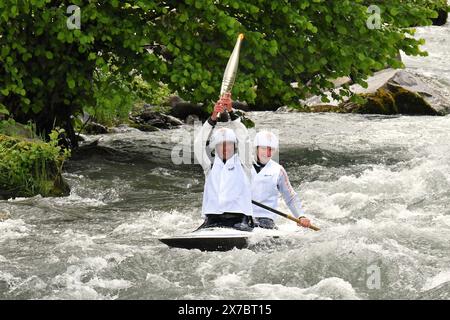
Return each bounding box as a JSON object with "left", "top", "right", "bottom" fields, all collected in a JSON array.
[{"left": 0, "top": 120, "right": 70, "bottom": 198}]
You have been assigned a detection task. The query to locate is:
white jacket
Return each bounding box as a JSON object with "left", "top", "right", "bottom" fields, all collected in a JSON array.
[
  {"left": 251, "top": 159, "right": 305, "bottom": 219},
  {"left": 194, "top": 117, "right": 253, "bottom": 217}
]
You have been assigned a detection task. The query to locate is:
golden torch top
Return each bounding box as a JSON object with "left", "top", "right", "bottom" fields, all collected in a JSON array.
[{"left": 220, "top": 33, "right": 245, "bottom": 96}]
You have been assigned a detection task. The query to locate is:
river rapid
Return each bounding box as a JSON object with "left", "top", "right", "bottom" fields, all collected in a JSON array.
[{"left": 1, "top": 22, "right": 449, "bottom": 300}]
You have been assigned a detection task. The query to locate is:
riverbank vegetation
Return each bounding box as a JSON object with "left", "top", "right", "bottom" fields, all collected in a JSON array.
[
  {"left": 0, "top": 119, "right": 70, "bottom": 199},
  {"left": 80, "top": 70, "right": 173, "bottom": 129}
]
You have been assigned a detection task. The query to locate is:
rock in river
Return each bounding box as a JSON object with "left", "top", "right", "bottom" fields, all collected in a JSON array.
[
  {"left": 130, "top": 110, "right": 183, "bottom": 130},
  {"left": 298, "top": 69, "right": 450, "bottom": 116}
]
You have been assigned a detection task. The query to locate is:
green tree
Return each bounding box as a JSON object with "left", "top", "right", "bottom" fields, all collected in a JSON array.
[{"left": 0, "top": 1, "right": 442, "bottom": 146}]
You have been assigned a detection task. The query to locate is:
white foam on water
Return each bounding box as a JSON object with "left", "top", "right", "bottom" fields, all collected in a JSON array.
[
  {"left": 47, "top": 256, "right": 129, "bottom": 300},
  {"left": 45, "top": 284, "right": 102, "bottom": 300},
  {"left": 299, "top": 146, "right": 450, "bottom": 223},
  {"left": 301, "top": 189, "right": 352, "bottom": 219},
  {"left": 247, "top": 228, "right": 283, "bottom": 245},
  {"left": 145, "top": 273, "right": 179, "bottom": 291},
  {"left": 0, "top": 219, "right": 32, "bottom": 242},
  {"left": 422, "top": 270, "right": 450, "bottom": 291},
  {"left": 5, "top": 195, "right": 43, "bottom": 203},
  {"left": 105, "top": 252, "right": 133, "bottom": 264},
  {"left": 61, "top": 174, "right": 131, "bottom": 206},
  {"left": 113, "top": 209, "right": 200, "bottom": 238},
  {"left": 150, "top": 167, "right": 174, "bottom": 177},
  {"left": 56, "top": 229, "right": 97, "bottom": 250},
  {"left": 112, "top": 215, "right": 157, "bottom": 235},
  {"left": 45, "top": 254, "right": 60, "bottom": 264},
  {"left": 0, "top": 271, "right": 21, "bottom": 288},
  {"left": 46, "top": 193, "right": 107, "bottom": 207},
  {"left": 432, "top": 215, "right": 450, "bottom": 227},
  {"left": 8, "top": 275, "right": 48, "bottom": 294},
  {"left": 80, "top": 257, "right": 109, "bottom": 271},
  {"left": 213, "top": 272, "right": 249, "bottom": 289},
  {"left": 67, "top": 255, "right": 80, "bottom": 264},
  {"left": 247, "top": 277, "right": 359, "bottom": 300},
  {"left": 86, "top": 277, "right": 132, "bottom": 290},
  {"left": 0, "top": 272, "right": 48, "bottom": 298}
]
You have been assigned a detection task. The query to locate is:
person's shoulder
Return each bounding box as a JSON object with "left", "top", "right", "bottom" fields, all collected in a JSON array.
[
  {"left": 277, "top": 163, "right": 289, "bottom": 177},
  {"left": 270, "top": 159, "right": 283, "bottom": 169}
]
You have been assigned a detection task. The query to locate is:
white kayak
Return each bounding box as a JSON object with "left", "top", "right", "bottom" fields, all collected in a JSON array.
[{"left": 159, "top": 227, "right": 281, "bottom": 251}]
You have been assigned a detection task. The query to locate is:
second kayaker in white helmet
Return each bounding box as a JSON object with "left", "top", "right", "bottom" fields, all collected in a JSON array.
[
  {"left": 194, "top": 93, "right": 254, "bottom": 231},
  {"left": 251, "top": 130, "right": 311, "bottom": 229}
]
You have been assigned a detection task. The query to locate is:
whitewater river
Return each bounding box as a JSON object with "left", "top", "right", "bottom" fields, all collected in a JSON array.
[{"left": 1, "top": 23, "right": 449, "bottom": 299}]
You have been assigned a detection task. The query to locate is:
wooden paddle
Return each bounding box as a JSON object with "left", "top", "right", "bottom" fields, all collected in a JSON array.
[{"left": 252, "top": 200, "right": 320, "bottom": 231}]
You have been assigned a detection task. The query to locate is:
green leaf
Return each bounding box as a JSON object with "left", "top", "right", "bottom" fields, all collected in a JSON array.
[
  {"left": 67, "top": 78, "right": 76, "bottom": 89},
  {"left": 1, "top": 46, "right": 10, "bottom": 57},
  {"left": 321, "top": 96, "right": 330, "bottom": 103},
  {"left": 57, "top": 32, "right": 65, "bottom": 41},
  {"left": 179, "top": 12, "right": 188, "bottom": 22},
  {"left": 337, "top": 25, "right": 347, "bottom": 35},
  {"left": 0, "top": 103, "right": 9, "bottom": 115},
  {"left": 194, "top": 0, "right": 202, "bottom": 9},
  {"left": 389, "top": 7, "right": 399, "bottom": 16}
]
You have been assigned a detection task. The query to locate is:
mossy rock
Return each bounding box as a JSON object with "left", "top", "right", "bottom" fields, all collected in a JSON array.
[
  {"left": 83, "top": 122, "right": 108, "bottom": 135},
  {"left": 337, "top": 88, "right": 397, "bottom": 114},
  {"left": 338, "top": 86, "right": 439, "bottom": 116},
  {"left": 304, "top": 70, "right": 449, "bottom": 115},
  {"left": 304, "top": 104, "right": 348, "bottom": 113},
  {"left": 389, "top": 86, "right": 438, "bottom": 115},
  {"left": 130, "top": 110, "right": 183, "bottom": 129},
  {"left": 48, "top": 172, "right": 71, "bottom": 197},
  {"left": 356, "top": 88, "right": 398, "bottom": 114},
  {"left": 168, "top": 99, "right": 209, "bottom": 121},
  {"left": 131, "top": 102, "right": 172, "bottom": 117}
]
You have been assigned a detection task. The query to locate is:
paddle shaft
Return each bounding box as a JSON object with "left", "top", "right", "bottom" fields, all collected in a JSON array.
[{"left": 252, "top": 200, "right": 320, "bottom": 231}]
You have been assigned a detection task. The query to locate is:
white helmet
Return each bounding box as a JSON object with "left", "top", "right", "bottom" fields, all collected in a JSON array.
[
  {"left": 253, "top": 131, "right": 279, "bottom": 149},
  {"left": 210, "top": 127, "right": 237, "bottom": 148}
]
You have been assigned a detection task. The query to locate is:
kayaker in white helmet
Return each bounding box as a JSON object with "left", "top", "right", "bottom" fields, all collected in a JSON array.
[
  {"left": 251, "top": 131, "right": 311, "bottom": 229},
  {"left": 194, "top": 93, "right": 254, "bottom": 231}
]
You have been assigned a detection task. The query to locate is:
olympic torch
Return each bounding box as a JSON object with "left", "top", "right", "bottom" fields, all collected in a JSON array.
[{"left": 217, "top": 33, "right": 244, "bottom": 120}]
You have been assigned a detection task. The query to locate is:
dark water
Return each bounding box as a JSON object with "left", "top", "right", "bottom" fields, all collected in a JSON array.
[{"left": 1, "top": 22, "right": 450, "bottom": 300}]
